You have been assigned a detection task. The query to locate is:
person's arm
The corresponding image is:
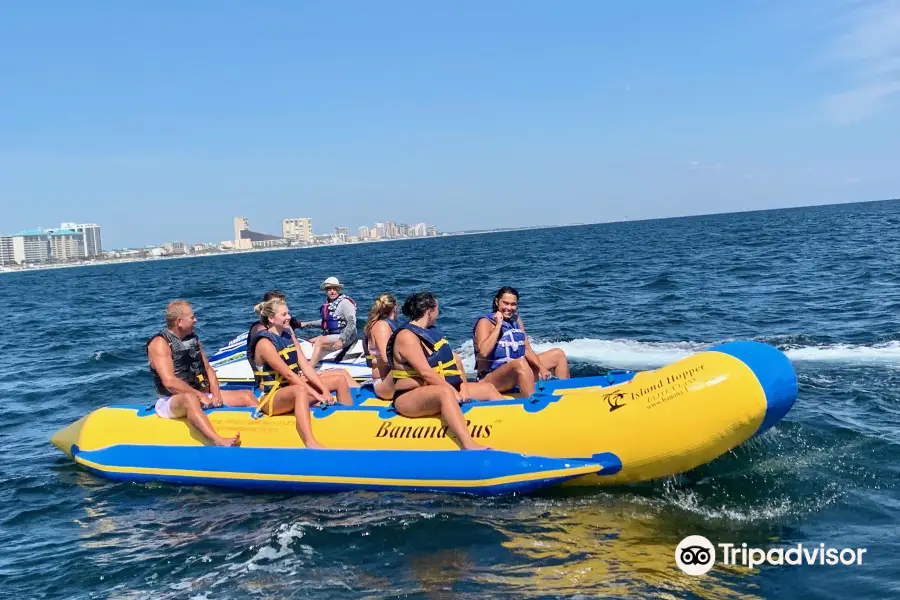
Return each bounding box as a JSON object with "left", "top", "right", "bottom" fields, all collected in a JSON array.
[
  {"left": 474, "top": 313, "right": 504, "bottom": 358},
  {"left": 396, "top": 331, "right": 453, "bottom": 388},
  {"left": 199, "top": 343, "right": 224, "bottom": 406},
  {"left": 286, "top": 328, "right": 331, "bottom": 401},
  {"left": 148, "top": 338, "right": 206, "bottom": 398},
  {"left": 255, "top": 339, "right": 306, "bottom": 386},
  {"left": 520, "top": 318, "right": 551, "bottom": 379},
  {"left": 335, "top": 300, "right": 357, "bottom": 347},
  {"left": 453, "top": 352, "right": 469, "bottom": 402}
]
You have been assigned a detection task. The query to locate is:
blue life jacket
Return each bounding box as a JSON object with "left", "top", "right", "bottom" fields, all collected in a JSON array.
[
  {"left": 321, "top": 294, "right": 356, "bottom": 335},
  {"left": 148, "top": 328, "right": 207, "bottom": 396},
  {"left": 252, "top": 330, "right": 300, "bottom": 400},
  {"left": 387, "top": 323, "right": 463, "bottom": 386},
  {"left": 246, "top": 321, "right": 264, "bottom": 370},
  {"left": 363, "top": 318, "right": 400, "bottom": 368},
  {"left": 473, "top": 312, "right": 527, "bottom": 374}
]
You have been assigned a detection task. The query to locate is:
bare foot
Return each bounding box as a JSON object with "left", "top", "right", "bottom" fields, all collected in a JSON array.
[
  {"left": 215, "top": 432, "right": 241, "bottom": 447},
  {"left": 305, "top": 440, "right": 327, "bottom": 449},
  {"left": 462, "top": 441, "right": 490, "bottom": 450}
]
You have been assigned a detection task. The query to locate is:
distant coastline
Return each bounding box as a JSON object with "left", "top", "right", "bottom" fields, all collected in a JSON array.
[
  {"left": 4, "top": 197, "right": 897, "bottom": 275},
  {"left": 0, "top": 224, "right": 570, "bottom": 275}
]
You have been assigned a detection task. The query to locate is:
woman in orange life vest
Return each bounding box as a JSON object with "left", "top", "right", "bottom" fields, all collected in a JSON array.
[
  {"left": 363, "top": 293, "right": 400, "bottom": 400},
  {"left": 387, "top": 292, "right": 505, "bottom": 450}
]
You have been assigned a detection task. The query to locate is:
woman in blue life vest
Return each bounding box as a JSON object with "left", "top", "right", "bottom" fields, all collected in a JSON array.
[
  {"left": 363, "top": 293, "right": 400, "bottom": 400},
  {"left": 473, "top": 286, "right": 570, "bottom": 397},
  {"left": 253, "top": 299, "right": 351, "bottom": 448},
  {"left": 387, "top": 291, "right": 505, "bottom": 450},
  {"left": 254, "top": 289, "right": 360, "bottom": 394}
]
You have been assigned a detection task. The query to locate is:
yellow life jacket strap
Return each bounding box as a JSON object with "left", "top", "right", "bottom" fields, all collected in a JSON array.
[
  {"left": 254, "top": 362, "right": 298, "bottom": 379},
  {"left": 393, "top": 359, "right": 460, "bottom": 380}
]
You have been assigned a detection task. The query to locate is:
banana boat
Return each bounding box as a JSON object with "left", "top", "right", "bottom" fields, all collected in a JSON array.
[{"left": 51, "top": 340, "right": 798, "bottom": 493}]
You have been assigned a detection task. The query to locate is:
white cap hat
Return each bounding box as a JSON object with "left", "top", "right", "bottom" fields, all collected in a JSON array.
[{"left": 320, "top": 276, "right": 344, "bottom": 290}]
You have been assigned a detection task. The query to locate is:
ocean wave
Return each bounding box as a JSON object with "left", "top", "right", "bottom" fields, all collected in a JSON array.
[
  {"left": 456, "top": 337, "right": 900, "bottom": 371},
  {"left": 782, "top": 341, "right": 900, "bottom": 364}
]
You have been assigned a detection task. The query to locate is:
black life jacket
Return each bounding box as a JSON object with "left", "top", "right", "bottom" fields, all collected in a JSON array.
[{"left": 147, "top": 328, "right": 206, "bottom": 396}]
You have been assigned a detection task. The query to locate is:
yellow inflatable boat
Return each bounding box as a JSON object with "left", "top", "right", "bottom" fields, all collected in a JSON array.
[{"left": 51, "top": 341, "right": 798, "bottom": 493}]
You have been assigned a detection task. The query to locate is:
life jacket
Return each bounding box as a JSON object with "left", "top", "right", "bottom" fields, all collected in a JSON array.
[
  {"left": 147, "top": 328, "right": 207, "bottom": 396},
  {"left": 473, "top": 312, "right": 527, "bottom": 374},
  {"left": 320, "top": 294, "right": 356, "bottom": 334},
  {"left": 363, "top": 318, "right": 400, "bottom": 368},
  {"left": 387, "top": 323, "right": 463, "bottom": 386},
  {"left": 245, "top": 322, "right": 264, "bottom": 369},
  {"left": 247, "top": 317, "right": 303, "bottom": 369},
  {"left": 252, "top": 329, "right": 300, "bottom": 414}
]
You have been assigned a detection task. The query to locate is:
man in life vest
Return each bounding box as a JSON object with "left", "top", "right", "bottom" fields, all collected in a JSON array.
[
  {"left": 147, "top": 300, "right": 256, "bottom": 446},
  {"left": 473, "top": 286, "right": 570, "bottom": 397},
  {"left": 298, "top": 276, "right": 358, "bottom": 367}
]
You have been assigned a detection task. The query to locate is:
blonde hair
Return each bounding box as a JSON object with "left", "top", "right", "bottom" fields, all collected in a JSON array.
[
  {"left": 254, "top": 298, "right": 287, "bottom": 327},
  {"left": 364, "top": 293, "right": 397, "bottom": 337},
  {"left": 165, "top": 300, "right": 192, "bottom": 327}
]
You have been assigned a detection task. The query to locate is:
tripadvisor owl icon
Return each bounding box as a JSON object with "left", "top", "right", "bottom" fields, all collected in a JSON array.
[{"left": 676, "top": 535, "right": 716, "bottom": 575}]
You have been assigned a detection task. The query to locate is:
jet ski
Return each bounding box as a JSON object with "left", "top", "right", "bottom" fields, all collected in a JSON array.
[{"left": 210, "top": 331, "right": 372, "bottom": 386}]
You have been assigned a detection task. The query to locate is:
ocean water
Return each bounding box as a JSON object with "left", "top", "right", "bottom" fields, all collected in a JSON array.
[{"left": 2, "top": 199, "right": 899, "bottom": 599}]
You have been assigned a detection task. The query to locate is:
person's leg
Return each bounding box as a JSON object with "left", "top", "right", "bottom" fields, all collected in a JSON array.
[
  {"left": 533, "top": 348, "right": 570, "bottom": 379},
  {"left": 373, "top": 378, "right": 395, "bottom": 400},
  {"left": 309, "top": 335, "right": 340, "bottom": 367},
  {"left": 166, "top": 394, "right": 240, "bottom": 447},
  {"left": 482, "top": 357, "right": 535, "bottom": 396},
  {"left": 464, "top": 381, "right": 506, "bottom": 400},
  {"left": 220, "top": 389, "right": 258, "bottom": 407},
  {"left": 262, "top": 386, "right": 325, "bottom": 449},
  {"left": 393, "top": 385, "right": 488, "bottom": 450},
  {"left": 316, "top": 370, "right": 354, "bottom": 405}
]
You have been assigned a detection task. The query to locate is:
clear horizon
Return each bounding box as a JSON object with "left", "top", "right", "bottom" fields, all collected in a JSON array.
[{"left": 2, "top": 1, "right": 899, "bottom": 248}]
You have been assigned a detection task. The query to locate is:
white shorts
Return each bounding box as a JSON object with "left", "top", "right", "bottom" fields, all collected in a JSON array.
[{"left": 155, "top": 393, "right": 212, "bottom": 419}]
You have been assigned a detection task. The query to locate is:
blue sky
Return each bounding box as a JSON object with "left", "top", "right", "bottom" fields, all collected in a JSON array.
[{"left": 1, "top": 1, "right": 899, "bottom": 248}]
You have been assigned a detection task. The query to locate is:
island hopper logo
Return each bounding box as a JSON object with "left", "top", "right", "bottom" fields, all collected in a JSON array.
[{"left": 602, "top": 390, "right": 628, "bottom": 412}]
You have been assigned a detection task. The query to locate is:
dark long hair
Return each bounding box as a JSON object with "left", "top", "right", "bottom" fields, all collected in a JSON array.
[
  {"left": 402, "top": 291, "right": 438, "bottom": 320},
  {"left": 492, "top": 286, "right": 519, "bottom": 312}
]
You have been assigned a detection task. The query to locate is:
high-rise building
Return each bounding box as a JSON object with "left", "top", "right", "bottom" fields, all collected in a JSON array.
[
  {"left": 234, "top": 217, "right": 249, "bottom": 244},
  {"left": 164, "top": 241, "right": 188, "bottom": 255},
  {"left": 398, "top": 223, "right": 409, "bottom": 237},
  {"left": 427, "top": 226, "right": 439, "bottom": 236},
  {"left": 412, "top": 223, "right": 427, "bottom": 237},
  {"left": 334, "top": 227, "right": 349, "bottom": 243},
  {"left": 374, "top": 222, "right": 385, "bottom": 239},
  {"left": 282, "top": 217, "right": 313, "bottom": 243},
  {"left": 386, "top": 221, "right": 398, "bottom": 239},
  {"left": 49, "top": 229, "right": 86, "bottom": 261},
  {"left": 7, "top": 229, "right": 51, "bottom": 263},
  {"left": 0, "top": 236, "right": 14, "bottom": 266},
  {"left": 359, "top": 226, "right": 370, "bottom": 240},
  {"left": 61, "top": 223, "right": 102, "bottom": 257}
]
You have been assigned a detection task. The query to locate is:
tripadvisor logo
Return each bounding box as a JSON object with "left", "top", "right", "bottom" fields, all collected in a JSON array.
[
  {"left": 676, "top": 536, "right": 716, "bottom": 576},
  {"left": 675, "top": 536, "right": 868, "bottom": 575}
]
